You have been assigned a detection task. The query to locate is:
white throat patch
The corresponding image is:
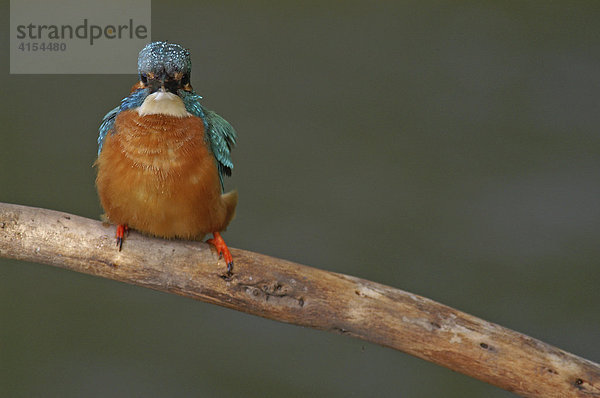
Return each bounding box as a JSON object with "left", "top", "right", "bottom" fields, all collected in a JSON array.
[{"left": 137, "top": 90, "right": 191, "bottom": 117}]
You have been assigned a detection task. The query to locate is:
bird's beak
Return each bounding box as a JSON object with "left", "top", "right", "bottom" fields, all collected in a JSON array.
[
  {"left": 139, "top": 70, "right": 186, "bottom": 95},
  {"left": 149, "top": 73, "right": 181, "bottom": 94},
  {"left": 147, "top": 76, "right": 165, "bottom": 94}
]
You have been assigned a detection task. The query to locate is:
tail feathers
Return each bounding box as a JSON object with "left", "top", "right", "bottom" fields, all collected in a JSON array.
[{"left": 221, "top": 190, "right": 238, "bottom": 230}]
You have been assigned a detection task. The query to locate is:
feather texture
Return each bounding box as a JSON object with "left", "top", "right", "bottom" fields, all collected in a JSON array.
[
  {"left": 95, "top": 110, "right": 237, "bottom": 239},
  {"left": 97, "top": 88, "right": 150, "bottom": 154},
  {"left": 98, "top": 88, "right": 236, "bottom": 193},
  {"left": 179, "top": 90, "right": 237, "bottom": 191}
]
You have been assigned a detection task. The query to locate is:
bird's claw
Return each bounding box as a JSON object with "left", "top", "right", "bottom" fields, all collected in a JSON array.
[
  {"left": 207, "top": 231, "right": 234, "bottom": 274},
  {"left": 116, "top": 224, "right": 128, "bottom": 251}
]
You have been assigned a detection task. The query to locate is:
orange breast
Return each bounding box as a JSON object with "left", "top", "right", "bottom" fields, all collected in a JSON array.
[{"left": 95, "top": 109, "right": 229, "bottom": 239}]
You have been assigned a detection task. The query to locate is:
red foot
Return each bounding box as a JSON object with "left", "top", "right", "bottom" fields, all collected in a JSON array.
[
  {"left": 207, "top": 231, "right": 233, "bottom": 273},
  {"left": 116, "top": 224, "right": 128, "bottom": 251}
]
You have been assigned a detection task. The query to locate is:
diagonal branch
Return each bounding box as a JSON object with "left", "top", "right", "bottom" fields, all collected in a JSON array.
[{"left": 0, "top": 202, "right": 598, "bottom": 397}]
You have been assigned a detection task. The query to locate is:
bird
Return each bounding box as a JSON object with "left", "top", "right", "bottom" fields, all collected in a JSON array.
[{"left": 95, "top": 41, "right": 238, "bottom": 272}]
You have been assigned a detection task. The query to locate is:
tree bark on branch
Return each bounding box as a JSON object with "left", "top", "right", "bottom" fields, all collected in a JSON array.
[{"left": 0, "top": 202, "right": 598, "bottom": 397}]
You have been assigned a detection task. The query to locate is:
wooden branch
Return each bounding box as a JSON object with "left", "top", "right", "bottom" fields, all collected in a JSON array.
[{"left": 0, "top": 202, "right": 598, "bottom": 397}]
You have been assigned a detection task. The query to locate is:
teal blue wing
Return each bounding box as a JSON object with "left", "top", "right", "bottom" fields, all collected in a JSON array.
[
  {"left": 97, "top": 106, "right": 119, "bottom": 155},
  {"left": 97, "top": 88, "right": 150, "bottom": 155},
  {"left": 203, "top": 109, "right": 237, "bottom": 189},
  {"left": 180, "top": 90, "right": 237, "bottom": 191}
]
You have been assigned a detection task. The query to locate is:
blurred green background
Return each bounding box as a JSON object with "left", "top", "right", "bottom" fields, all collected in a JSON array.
[{"left": 2, "top": 1, "right": 600, "bottom": 397}]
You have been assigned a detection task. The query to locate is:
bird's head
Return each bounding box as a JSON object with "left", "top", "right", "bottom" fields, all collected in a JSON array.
[{"left": 137, "top": 41, "right": 192, "bottom": 94}]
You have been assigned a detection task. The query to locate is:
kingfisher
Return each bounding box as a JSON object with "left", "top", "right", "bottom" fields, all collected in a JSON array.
[{"left": 95, "top": 41, "right": 238, "bottom": 272}]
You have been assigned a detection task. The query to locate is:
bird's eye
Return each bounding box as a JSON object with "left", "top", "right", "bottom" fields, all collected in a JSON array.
[
  {"left": 140, "top": 74, "right": 148, "bottom": 84},
  {"left": 181, "top": 73, "right": 190, "bottom": 86}
]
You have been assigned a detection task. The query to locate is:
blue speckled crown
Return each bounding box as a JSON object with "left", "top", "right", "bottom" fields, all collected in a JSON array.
[{"left": 137, "top": 41, "right": 191, "bottom": 77}]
